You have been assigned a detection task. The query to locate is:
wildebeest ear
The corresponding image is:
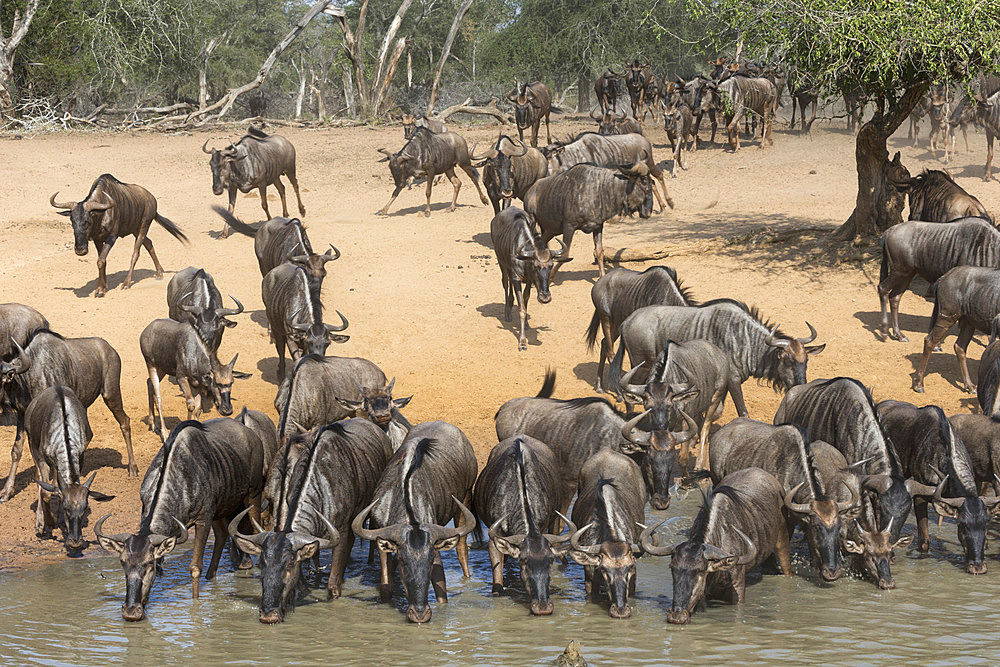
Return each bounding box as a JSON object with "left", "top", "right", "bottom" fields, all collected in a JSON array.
[
  {"left": 97, "top": 535, "right": 127, "bottom": 555},
  {"left": 706, "top": 555, "right": 739, "bottom": 572},
  {"left": 433, "top": 534, "right": 461, "bottom": 552},
  {"left": 152, "top": 536, "right": 179, "bottom": 559},
  {"left": 335, "top": 397, "right": 364, "bottom": 412},
  {"left": 671, "top": 386, "right": 699, "bottom": 403},
  {"left": 805, "top": 344, "right": 826, "bottom": 356},
  {"left": 376, "top": 538, "right": 398, "bottom": 554},
  {"left": 233, "top": 534, "right": 263, "bottom": 556},
  {"left": 223, "top": 319, "right": 238, "bottom": 329},
  {"left": 56, "top": 210, "right": 72, "bottom": 217},
  {"left": 295, "top": 540, "right": 319, "bottom": 562},
  {"left": 892, "top": 534, "right": 914, "bottom": 550},
  {"left": 891, "top": 151, "right": 901, "bottom": 165},
  {"left": 392, "top": 395, "right": 413, "bottom": 410},
  {"left": 932, "top": 501, "right": 960, "bottom": 520},
  {"left": 328, "top": 334, "right": 350, "bottom": 344},
  {"left": 490, "top": 534, "right": 521, "bottom": 559},
  {"left": 88, "top": 490, "right": 116, "bottom": 501},
  {"left": 568, "top": 550, "right": 602, "bottom": 567},
  {"left": 842, "top": 539, "right": 864, "bottom": 554},
  {"left": 233, "top": 370, "right": 252, "bottom": 380}
]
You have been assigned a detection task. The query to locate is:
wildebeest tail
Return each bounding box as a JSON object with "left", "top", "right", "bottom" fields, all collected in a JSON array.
[
  {"left": 536, "top": 368, "right": 556, "bottom": 398},
  {"left": 154, "top": 213, "right": 189, "bottom": 245},
  {"left": 248, "top": 125, "right": 269, "bottom": 138},
  {"left": 879, "top": 238, "right": 888, "bottom": 284},
  {"left": 585, "top": 308, "right": 601, "bottom": 352},
  {"left": 928, "top": 281, "right": 940, "bottom": 333},
  {"left": 608, "top": 344, "right": 626, "bottom": 399},
  {"left": 550, "top": 104, "right": 564, "bottom": 114},
  {"left": 211, "top": 205, "right": 257, "bottom": 237}
]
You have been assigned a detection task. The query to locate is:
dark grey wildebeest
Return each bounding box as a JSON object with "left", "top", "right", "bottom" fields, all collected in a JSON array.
[
  {"left": 663, "top": 102, "right": 696, "bottom": 176},
  {"left": 524, "top": 161, "right": 656, "bottom": 278},
  {"left": 230, "top": 419, "right": 392, "bottom": 622},
  {"left": 877, "top": 217, "right": 1000, "bottom": 342},
  {"left": 166, "top": 267, "right": 244, "bottom": 353},
  {"left": 708, "top": 419, "right": 860, "bottom": 582},
  {"left": 352, "top": 422, "right": 477, "bottom": 623},
  {"left": 250, "top": 214, "right": 340, "bottom": 279},
  {"left": 140, "top": 319, "right": 251, "bottom": 437},
  {"left": 950, "top": 413, "right": 1000, "bottom": 493},
  {"left": 50, "top": 174, "right": 188, "bottom": 296},
  {"left": 977, "top": 90, "right": 1000, "bottom": 182},
  {"left": 641, "top": 467, "right": 791, "bottom": 625},
  {"left": 0, "top": 329, "right": 136, "bottom": 502},
  {"left": 585, "top": 265, "right": 697, "bottom": 393},
  {"left": 978, "top": 339, "right": 1000, "bottom": 419},
  {"left": 543, "top": 132, "right": 672, "bottom": 212},
  {"left": 594, "top": 69, "right": 623, "bottom": 115},
  {"left": 568, "top": 448, "right": 647, "bottom": 619},
  {"left": 593, "top": 108, "right": 644, "bottom": 136},
  {"left": 495, "top": 370, "right": 695, "bottom": 512},
  {"left": 96, "top": 418, "right": 264, "bottom": 620},
  {"left": 26, "top": 385, "right": 114, "bottom": 551},
  {"left": 472, "top": 135, "right": 548, "bottom": 214},
  {"left": 507, "top": 81, "right": 554, "bottom": 147},
  {"left": 376, "top": 128, "right": 490, "bottom": 217},
  {"left": 878, "top": 400, "right": 1000, "bottom": 574},
  {"left": 913, "top": 267, "right": 1000, "bottom": 392},
  {"left": 0, "top": 303, "right": 47, "bottom": 360},
  {"left": 204, "top": 127, "right": 305, "bottom": 237},
  {"left": 490, "top": 206, "right": 570, "bottom": 350},
  {"left": 688, "top": 76, "right": 721, "bottom": 148},
  {"left": 401, "top": 113, "right": 447, "bottom": 139},
  {"left": 889, "top": 168, "right": 991, "bottom": 223},
  {"left": 474, "top": 435, "right": 574, "bottom": 615}
]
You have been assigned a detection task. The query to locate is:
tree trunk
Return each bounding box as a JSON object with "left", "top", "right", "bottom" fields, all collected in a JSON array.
[
  {"left": 834, "top": 84, "right": 930, "bottom": 240},
  {"left": 0, "top": 0, "right": 42, "bottom": 116},
  {"left": 198, "top": 34, "right": 226, "bottom": 110},
  {"left": 294, "top": 56, "right": 307, "bottom": 119},
  {"left": 341, "top": 63, "right": 356, "bottom": 119},
  {"left": 578, "top": 74, "right": 590, "bottom": 113},
  {"left": 426, "top": 0, "right": 474, "bottom": 115}
]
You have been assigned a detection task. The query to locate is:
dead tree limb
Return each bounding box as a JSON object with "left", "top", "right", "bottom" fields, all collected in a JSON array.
[
  {"left": 426, "top": 0, "right": 474, "bottom": 115},
  {"left": 435, "top": 98, "right": 512, "bottom": 124}
]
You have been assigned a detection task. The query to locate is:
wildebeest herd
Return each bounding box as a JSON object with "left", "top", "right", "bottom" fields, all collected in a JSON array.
[{"left": 3, "top": 58, "right": 1000, "bottom": 636}]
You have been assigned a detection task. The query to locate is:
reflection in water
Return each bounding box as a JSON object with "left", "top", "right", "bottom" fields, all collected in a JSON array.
[{"left": 2, "top": 489, "right": 1000, "bottom": 665}]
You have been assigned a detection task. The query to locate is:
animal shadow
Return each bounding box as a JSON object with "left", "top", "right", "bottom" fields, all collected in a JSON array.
[
  {"left": 65, "top": 269, "right": 160, "bottom": 298},
  {"left": 468, "top": 231, "right": 493, "bottom": 250},
  {"left": 257, "top": 357, "right": 281, "bottom": 386},
  {"left": 251, "top": 309, "right": 270, "bottom": 330},
  {"left": 476, "top": 302, "right": 548, "bottom": 348},
  {"left": 853, "top": 309, "right": 930, "bottom": 342},
  {"left": 383, "top": 202, "right": 477, "bottom": 218},
  {"left": 573, "top": 361, "right": 600, "bottom": 390}
]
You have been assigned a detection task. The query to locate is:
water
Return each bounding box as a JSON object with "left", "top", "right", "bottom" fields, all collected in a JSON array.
[{"left": 2, "top": 489, "right": 1000, "bottom": 666}]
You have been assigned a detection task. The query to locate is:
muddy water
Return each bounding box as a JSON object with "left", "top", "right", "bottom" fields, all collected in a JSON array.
[{"left": 2, "top": 489, "right": 999, "bottom": 666}]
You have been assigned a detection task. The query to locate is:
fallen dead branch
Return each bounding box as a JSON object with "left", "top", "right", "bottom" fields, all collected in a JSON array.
[{"left": 434, "top": 97, "right": 511, "bottom": 124}]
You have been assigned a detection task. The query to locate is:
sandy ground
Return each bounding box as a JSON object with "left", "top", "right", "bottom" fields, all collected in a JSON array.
[{"left": 0, "top": 110, "right": 996, "bottom": 571}]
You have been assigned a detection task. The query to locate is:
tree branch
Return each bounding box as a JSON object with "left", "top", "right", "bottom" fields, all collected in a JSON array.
[{"left": 426, "top": 0, "right": 473, "bottom": 115}]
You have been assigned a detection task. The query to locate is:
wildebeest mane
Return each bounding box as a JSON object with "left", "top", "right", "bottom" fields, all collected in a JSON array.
[
  {"left": 689, "top": 483, "right": 752, "bottom": 543},
  {"left": 86, "top": 173, "right": 127, "bottom": 201},
  {"left": 56, "top": 386, "right": 76, "bottom": 480},
  {"left": 141, "top": 420, "right": 205, "bottom": 532},
  {"left": 403, "top": 437, "right": 436, "bottom": 526},
  {"left": 816, "top": 377, "right": 903, "bottom": 472},
  {"left": 23, "top": 328, "right": 65, "bottom": 346},
  {"left": 554, "top": 396, "right": 624, "bottom": 417},
  {"left": 513, "top": 438, "right": 538, "bottom": 534}
]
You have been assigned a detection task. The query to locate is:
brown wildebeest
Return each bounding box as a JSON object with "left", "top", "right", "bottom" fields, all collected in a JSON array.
[
  {"left": 401, "top": 113, "right": 447, "bottom": 139},
  {"left": 594, "top": 69, "right": 623, "bottom": 115},
  {"left": 507, "top": 81, "right": 554, "bottom": 147},
  {"left": 50, "top": 174, "right": 188, "bottom": 296},
  {"left": 887, "top": 161, "right": 991, "bottom": 223}
]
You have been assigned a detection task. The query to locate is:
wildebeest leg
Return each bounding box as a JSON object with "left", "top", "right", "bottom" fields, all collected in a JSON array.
[
  {"left": 328, "top": 530, "right": 352, "bottom": 599},
  {"left": 431, "top": 552, "right": 448, "bottom": 603},
  {"left": 274, "top": 178, "right": 290, "bottom": 218},
  {"left": 177, "top": 376, "right": 198, "bottom": 420},
  {"left": 583, "top": 565, "right": 594, "bottom": 599},
  {"left": 94, "top": 237, "right": 117, "bottom": 297},
  {"left": 694, "top": 388, "right": 727, "bottom": 471},
  {"left": 912, "top": 313, "right": 958, "bottom": 392},
  {"left": 34, "top": 458, "right": 53, "bottom": 537},
  {"left": 123, "top": 227, "right": 150, "bottom": 289},
  {"left": 513, "top": 279, "right": 529, "bottom": 351},
  {"left": 544, "top": 113, "right": 551, "bottom": 145},
  {"left": 258, "top": 185, "right": 271, "bottom": 220},
  {"left": 650, "top": 172, "right": 673, "bottom": 212},
  {"left": 548, "top": 230, "right": 575, "bottom": 279},
  {"left": 878, "top": 271, "right": 915, "bottom": 341},
  {"left": 733, "top": 570, "right": 747, "bottom": 604},
  {"left": 985, "top": 130, "right": 996, "bottom": 182},
  {"left": 274, "top": 331, "right": 287, "bottom": 380},
  {"left": 377, "top": 185, "right": 404, "bottom": 216},
  {"left": 955, "top": 321, "right": 977, "bottom": 392},
  {"left": 502, "top": 273, "right": 513, "bottom": 321},
  {"left": 458, "top": 161, "right": 490, "bottom": 206},
  {"left": 709, "top": 109, "right": 717, "bottom": 144},
  {"left": 914, "top": 497, "right": 930, "bottom": 552},
  {"left": 190, "top": 521, "right": 210, "bottom": 598},
  {"left": 205, "top": 520, "right": 227, "bottom": 580},
  {"left": 691, "top": 112, "right": 702, "bottom": 151},
  {"left": 221, "top": 186, "right": 238, "bottom": 238},
  {"left": 775, "top": 524, "right": 793, "bottom": 577},
  {"left": 456, "top": 490, "right": 473, "bottom": 578},
  {"left": 285, "top": 169, "right": 306, "bottom": 216},
  {"left": 378, "top": 549, "right": 394, "bottom": 601},
  {"left": 728, "top": 379, "right": 749, "bottom": 417},
  {"left": 445, "top": 168, "right": 462, "bottom": 214},
  {"left": 142, "top": 237, "right": 165, "bottom": 279},
  {"left": 0, "top": 421, "right": 25, "bottom": 502},
  {"left": 593, "top": 229, "right": 606, "bottom": 277},
  {"left": 488, "top": 540, "right": 505, "bottom": 595},
  {"left": 103, "top": 358, "right": 137, "bottom": 476},
  {"left": 147, "top": 364, "right": 167, "bottom": 438},
  {"left": 595, "top": 316, "right": 614, "bottom": 393}
]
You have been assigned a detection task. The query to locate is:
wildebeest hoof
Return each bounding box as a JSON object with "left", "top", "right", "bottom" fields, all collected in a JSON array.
[
  {"left": 328, "top": 586, "right": 341, "bottom": 600},
  {"left": 237, "top": 555, "right": 254, "bottom": 570},
  {"left": 375, "top": 209, "right": 387, "bottom": 216},
  {"left": 518, "top": 340, "right": 528, "bottom": 351},
  {"left": 424, "top": 210, "right": 431, "bottom": 217},
  {"left": 933, "top": 345, "right": 942, "bottom": 352},
  {"left": 912, "top": 380, "right": 925, "bottom": 393},
  {"left": 962, "top": 384, "right": 975, "bottom": 394},
  {"left": 127, "top": 463, "right": 140, "bottom": 477},
  {"left": 94, "top": 289, "right": 106, "bottom": 298},
  {"left": 299, "top": 207, "right": 306, "bottom": 216},
  {"left": 492, "top": 584, "right": 504, "bottom": 596}
]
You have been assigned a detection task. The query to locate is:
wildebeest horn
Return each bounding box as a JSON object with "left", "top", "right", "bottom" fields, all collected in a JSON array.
[
  {"left": 618, "top": 361, "right": 647, "bottom": 397},
  {"left": 798, "top": 322, "right": 818, "bottom": 344},
  {"left": 764, "top": 327, "right": 790, "bottom": 349},
  {"left": 377, "top": 147, "right": 393, "bottom": 157},
  {"left": 733, "top": 528, "right": 757, "bottom": 565},
  {"left": 516, "top": 239, "right": 537, "bottom": 261},
  {"left": 552, "top": 237, "right": 570, "bottom": 259},
  {"left": 425, "top": 495, "right": 477, "bottom": 545},
  {"left": 83, "top": 196, "right": 114, "bottom": 212},
  {"left": 837, "top": 481, "right": 860, "bottom": 513},
  {"left": 671, "top": 408, "right": 699, "bottom": 445},
  {"left": 216, "top": 295, "right": 244, "bottom": 317},
  {"left": 783, "top": 482, "right": 812, "bottom": 514},
  {"left": 49, "top": 192, "right": 76, "bottom": 209},
  {"left": 322, "top": 244, "right": 341, "bottom": 262},
  {"left": 82, "top": 470, "right": 98, "bottom": 489},
  {"left": 325, "top": 311, "right": 349, "bottom": 332},
  {"left": 289, "top": 254, "right": 310, "bottom": 265},
  {"left": 227, "top": 507, "right": 266, "bottom": 553},
  {"left": 617, "top": 110, "right": 627, "bottom": 120},
  {"left": 10, "top": 338, "right": 30, "bottom": 374},
  {"left": 569, "top": 522, "right": 602, "bottom": 554},
  {"left": 94, "top": 513, "right": 131, "bottom": 544},
  {"left": 904, "top": 477, "right": 938, "bottom": 498},
  {"left": 167, "top": 516, "right": 189, "bottom": 546},
  {"left": 301, "top": 504, "right": 340, "bottom": 549},
  {"left": 501, "top": 136, "right": 529, "bottom": 157},
  {"left": 470, "top": 141, "right": 496, "bottom": 161},
  {"left": 881, "top": 516, "right": 894, "bottom": 536},
  {"left": 638, "top": 517, "right": 680, "bottom": 556},
  {"left": 931, "top": 475, "right": 964, "bottom": 509},
  {"left": 201, "top": 139, "right": 214, "bottom": 154},
  {"left": 488, "top": 513, "right": 525, "bottom": 547},
  {"left": 861, "top": 474, "right": 895, "bottom": 495},
  {"left": 702, "top": 544, "right": 733, "bottom": 561},
  {"left": 621, "top": 409, "right": 652, "bottom": 446},
  {"left": 351, "top": 500, "right": 403, "bottom": 543},
  {"left": 545, "top": 511, "right": 578, "bottom": 545},
  {"left": 590, "top": 107, "right": 602, "bottom": 121}
]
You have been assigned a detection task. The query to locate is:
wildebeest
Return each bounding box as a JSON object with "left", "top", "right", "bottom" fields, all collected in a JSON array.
[
  {"left": 249, "top": 214, "right": 340, "bottom": 279},
  {"left": 568, "top": 448, "right": 647, "bottom": 618},
  {"left": 139, "top": 318, "right": 251, "bottom": 437},
  {"left": 976, "top": 90, "right": 1000, "bottom": 181},
  {"left": 708, "top": 419, "right": 860, "bottom": 582},
  {"left": 977, "top": 339, "right": 1000, "bottom": 419},
  {"left": 495, "top": 370, "right": 693, "bottom": 512},
  {"left": 166, "top": 267, "right": 244, "bottom": 353},
  {"left": 912, "top": 266, "right": 1000, "bottom": 392},
  {"left": 203, "top": 127, "right": 305, "bottom": 236},
  {"left": 594, "top": 69, "right": 623, "bottom": 115},
  {"left": 611, "top": 300, "right": 824, "bottom": 404},
  {"left": 715, "top": 75, "right": 777, "bottom": 150},
  {"left": 524, "top": 161, "right": 656, "bottom": 278},
  {"left": 592, "top": 108, "right": 643, "bottom": 136},
  {"left": 474, "top": 435, "right": 574, "bottom": 615},
  {"left": 585, "top": 265, "right": 696, "bottom": 393},
  {"left": 472, "top": 134, "right": 547, "bottom": 214},
  {"left": 643, "top": 72, "right": 662, "bottom": 122},
  {"left": 401, "top": 112, "right": 447, "bottom": 139},
  {"left": 663, "top": 101, "right": 695, "bottom": 176},
  {"left": 351, "top": 422, "right": 477, "bottom": 623},
  {"left": 0, "top": 329, "right": 136, "bottom": 502},
  {"left": 622, "top": 60, "right": 648, "bottom": 120},
  {"left": 786, "top": 67, "right": 818, "bottom": 133},
  {"left": 49, "top": 174, "right": 188, "bottom": 296},
  {"left": 641, "top": 467, "right": 790, "bottom": 624},
  {"left": 248, "top": 91, "right": 267, "bottom": 117},
  {"left": 542, "top": 132, "right": 672, "bottom": 212},
  {"left": 230, "top": 419, "right": 391, "bottom": 622},
  {"left": 949, "top": 413, "right": 1000, "bottom": 493},
  {"left": 95, "top": 418, "right": 264, "bottom": 621},
  {"left": 0, "top": 303, "right": 47, "bottom": 360},
  {"left": 888, "top": 165, "right": 991, "bottom": 223},
  {"left": 236, "top": 407, "right": 280, "bottom": 477},
  {"left": 261, "top": 262, "right": 349, "bottom": 379},
  {"left": 879, "top": 400, "right": 999, "bottom": 574},
  {"left": 376, "top": 128, "right": 490, "bottom": 217},
  {"left": 490, "top": 206, "right": 570, "bottom": 350},
  {"left": 507, "top": 81, "right": 554, "bottom": 147},
  {"left": 877, "top": 217, "right": 1000, "bottom": 341},
  {"left": 26, "top": 386, "right": 114, "bottom": 551}
]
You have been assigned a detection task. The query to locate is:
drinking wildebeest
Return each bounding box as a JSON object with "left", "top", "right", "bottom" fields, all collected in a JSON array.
[
  {"left": 401, "top": 112, "right": 447, "bottom": 139},
  {"left": 622, "top": 60, "right": 648, "bottom": 120},
  {"left": 949, "top": 413, "right": 1000, "bottom": 493},
  {"left": 542, "top": 132, "right": 672, "bottom": 212},
  {"left": 230, "top": 419, "right": 392, "bottom": 622},
  {"left": 166, "top": 267, "right": 244, "bottom": 353},
  {"left": 887, "top": 165, "right": 991, "bottom": 223},
  {"left": 274, "top": 354, "right": 410, "bottom": 449},
  {"left": 490, "top": 206, "right": 570, "bottom": 350},
  {"left": 351, "top": 422, "right": 477, "bottom": 623},
  {"left": 203, "top": 127, "right": 305, "bottom": 236},
  {"left": 50, "top": 174, "right": 188, "bottom": 296},
  {"left": 613, "top": 339, "right": 746, "bottom": 473},
  {"left": 708, "top": 419, "right": 861, "bottom": 582},
  {"left": 977, "top": 339, "right": 1000, "bottom": 419},
  {"left": 592, "top": 108, "right": 643, "bottom": 136},
  {"left": 568, "top": 448, "right": 647, "bottom": 619},
  {"left": 26, "top": 386, "right": 114, "bottom": 551},
  {"left": 524, "top": 161, "right": 656, "bottom": 278},
  {"left": 0, "top": 303, "right": 47, "bottom": 360},
  {"left": 95, "top": 418, "right": 264, "bottom": 621},
  {"left": 585, "top": 265, "right": 697, "bottom": 393},
  {"left": 641, "top": 467, "right": 792, "bottom": 625},
  {"left": 877, "top": 217, "right": 1000, "bottom": 342},
  {"left": 912, "top": 266, "right": 1000, "bottom": 392},
  {"left": 261, "top": 261, "right": 349, "bottom": 379},
  {"left": 878, "top": 400, "right": 999, "bottom": 574},
  {"left": 471, "top": 135, "right": 547, "bottom": 214},
  {"left": 375, "top": 128, "right": 490, "bottom": 217},
  {"left": 474, "top": 435, "right": 574, "bottom": 615},
  {"left": 0, "top": 329, "right": 137, "bottom": 502},
  {"left": 507, "top": 81, "right": 554, "bottom": 147},
  {"left": 139, "top": 318, "right": 251, "bottom": 437},
  {"left": 594, "top": 69, "right": 623, "bottom": 115},
  {"left": 495, "top": 369, "right": 694, "bottom": 512}
]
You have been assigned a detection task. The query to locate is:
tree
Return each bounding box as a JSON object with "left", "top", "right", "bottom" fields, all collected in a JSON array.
[
  {"left": 0, "top": 0, "right": 40, "bottom": 114},
  {"left": 687, "top": 0, "right": 1000, "bottom": 239}
]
